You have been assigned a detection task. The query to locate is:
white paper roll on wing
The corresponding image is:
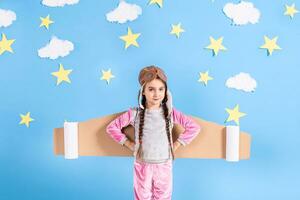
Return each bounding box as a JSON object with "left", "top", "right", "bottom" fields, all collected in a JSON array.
[
  {"left": 64, "top": 122, "right": 79, "bottom": 159},
  {"left": 226, "top": 125, "right": 240, "bottom": 162}
]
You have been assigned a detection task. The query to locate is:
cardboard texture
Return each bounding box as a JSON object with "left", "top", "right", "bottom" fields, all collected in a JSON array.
[{"left": 53, "top": 112, "right": 251, "bottom": 159}]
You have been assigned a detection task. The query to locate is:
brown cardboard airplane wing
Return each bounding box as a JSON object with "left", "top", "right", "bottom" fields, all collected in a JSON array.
[
  {"left": 53, "top": 112, "right": 251, "bottom": 159},
  {"left": 54, "top": 111, "right": 251, "bottom": 160}
]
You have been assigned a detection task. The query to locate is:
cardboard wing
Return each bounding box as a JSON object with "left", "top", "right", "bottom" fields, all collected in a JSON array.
[{"left": 53, "top": 112, "right": 251, "bottom": 159}]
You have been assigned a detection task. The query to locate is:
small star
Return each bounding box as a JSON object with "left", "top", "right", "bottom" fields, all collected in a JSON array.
[
  {"left": 170, "top": 23, "right": 185, "bottom": 38},
  {"left": 101, "top": 69, "right": 115, "bottom": 84},
  {"left": 19, "top": 112, "right": 34, "bottom": 127},
  {"left": 149, "top": 0, "right": 163, "bottom": 8},
  {"left": 284, "top": 4, "right": 299, "bottom": 18},
  {"left": 260, "top": 36, "right": 281, "bottom": 56},
  {"left": 51, "top": 64, "right": 73, "bottom": 85},
  {"left": 0, "top": 33, "right": 15, "bottom": 55},
  {"left": 225, "top": 104, "right": 246, "bottom": 125},
  {"left": 40, "top": 15, "right": 54, "bottom": 29},
  {"left": 198, "top": 71, "right": 213, "bottom": 86},
  {"left": 205, "top": 36, "right": 227, "bottom": 56},
  {"left": 120, "top": 27, "right": 141, "bottom": 49}
]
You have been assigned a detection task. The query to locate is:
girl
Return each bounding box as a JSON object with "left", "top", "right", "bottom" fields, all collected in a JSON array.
[{"left": 106, "top": 66, "right": 201, "bottom": 200}]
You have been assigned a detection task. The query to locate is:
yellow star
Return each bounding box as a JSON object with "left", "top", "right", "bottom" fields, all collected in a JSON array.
[
  {"left": 0, "top": 33, "right": 15, "bottom": 55},
  {"left": 284, "top": 4, "right": 299, "bottom": 18},
  {"left": 120, "top": 27, "right": 141, "bottom": 49},
  {"left": 19, "top": 112, "right": 34, "bottom": 127},
  {"left": 51, "top": 64, "right": 73, "bottom": 85},
  {"left": 225, "top": 104, "right": 246, "bottom": 125},
  {"left": 40, "top": 15, "right": 54, "bottom": 29},
  {"left": 205, "top": 36, "right": 227, "bottom": 56},
  {"left": 198, "top": 71, "right": 213, "bottom": 86},
  {"left": 170, "top": 23, "right": 185, "bottom": 38},
  {"left": 149, "top": 0, "right": 163, "bottom": 8},
  {"left": 260, "top": 36, "right": 281, "bottom": 56},
  {"left": 101, "top": 69, "right": 115, "bottom": 84}
]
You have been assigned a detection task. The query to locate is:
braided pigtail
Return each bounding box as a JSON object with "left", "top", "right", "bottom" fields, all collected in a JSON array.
[
  {"left": 162, "top": 101, "right": 175, "bottom": 161},
  {"left": 136, "top": 94, "right": 146, "bottom": 160}
]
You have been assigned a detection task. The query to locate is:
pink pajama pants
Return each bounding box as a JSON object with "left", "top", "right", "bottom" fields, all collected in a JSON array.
[{"left": 133, "top": 159, "right": 173, "bottom": 200}]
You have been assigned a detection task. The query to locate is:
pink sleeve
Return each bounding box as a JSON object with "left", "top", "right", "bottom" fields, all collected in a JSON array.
[
  {"left": 172, "top": 108, "right": 201, "bottom": 146},
  {"left": 106, "top": 108, "right": 134, "bottom": 145}
]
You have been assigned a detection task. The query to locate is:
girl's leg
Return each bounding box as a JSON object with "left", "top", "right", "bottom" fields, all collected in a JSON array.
[
  {"left": 133, "top": 160, "right": 153, "bottom": 200},
  {"left": 151, "top": 160, "right": 173, "bottom": 200}
]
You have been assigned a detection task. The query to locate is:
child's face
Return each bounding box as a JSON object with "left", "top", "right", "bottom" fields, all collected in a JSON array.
[{"left": 143, "top": 78, "right": 166, "bottom": 109}]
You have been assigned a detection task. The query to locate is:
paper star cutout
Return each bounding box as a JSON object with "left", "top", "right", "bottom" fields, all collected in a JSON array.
[
  {"left": 101, "top": 69, "right": 115, "bottom": 84},
  {"left": 0, "top": 33, "right": 15, "bottom": 55},
  {"left": 225, "top": 104, "right": 246, "bottom": 125},
  {"left": 260, "top": 36, "right": 281, "bottom": 56},
  {"left": 284, "top": 4, "right": 299, "bottom": 18},
  {"left": 198, "top": 71, "right": 213, "bottom": 86},
  {"left": 51, "top": 64, "right": 73, "bottom": 85},
  {"left": 170, "top": 23, "right": 185, "bottom": 38},
  {"left": 120, "top": 27, "right": 141, "bottom": 49},
  {"left": 40, "top": 15, "right": 54, "bottom": 29},
  {"left": 205, "top": 36, "right": 227, "bottom": 56},
  {"left": 19, "top": 112, "right": 34, "bottom": 127},
  {"left": 149, "top": 0, "right": 163, "bottom": 8}
]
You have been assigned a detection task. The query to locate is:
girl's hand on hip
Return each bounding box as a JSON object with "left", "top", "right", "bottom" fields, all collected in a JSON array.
[
  {"left": 173, "top": 141, "right": 181, "bottom": 151},
  {"left": 124, "top": 140, "right": 135, "bottom": 152}
]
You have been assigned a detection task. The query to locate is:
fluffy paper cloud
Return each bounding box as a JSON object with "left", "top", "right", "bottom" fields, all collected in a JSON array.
[
  {"left": 0, "top": 9, "right": 16, "bottom": 28},
  {"left": 41, "top": 0, "right": 79, "bottom": 7},
  {"left": 223, "top": 1, "right": 260, "bottom": 25},
  {"left": 106, "top": 0, "right": 142, "bottom": 24},
  {"left": 226, "top": 72, "right": 257, "bottom": 92},
  {"left": 38, "top": 36, "right": 74, "bottom": 59}
]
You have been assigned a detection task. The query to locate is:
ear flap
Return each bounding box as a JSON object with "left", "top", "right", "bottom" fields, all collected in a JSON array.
[
  {"left": 138, "top": 84, "right": 145, "bottom": 109},
  {"left": 166, "top": 90, "right": 173, "bottom": 117}
]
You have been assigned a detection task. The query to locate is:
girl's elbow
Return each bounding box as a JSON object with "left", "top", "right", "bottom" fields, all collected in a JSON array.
[
  {"left": 106, "top": 124, "right": 114, "bottom": 135},
  {"left": 191, "top": 122, "right": 201, "bottom": 135}
]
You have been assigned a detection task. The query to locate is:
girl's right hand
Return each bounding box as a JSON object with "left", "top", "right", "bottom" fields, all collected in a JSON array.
[{"left": 124, "top": 140, "right": 135, "bottom": 152}]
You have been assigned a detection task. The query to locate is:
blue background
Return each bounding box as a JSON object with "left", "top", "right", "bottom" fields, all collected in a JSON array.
[{"left": 0, "top": 0, "right": 299, "bottom": 199}]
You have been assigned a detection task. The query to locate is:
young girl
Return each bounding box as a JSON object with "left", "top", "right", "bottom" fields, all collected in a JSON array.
[{"left": 106, "top": 66, "right": 201, "bottom": 200}]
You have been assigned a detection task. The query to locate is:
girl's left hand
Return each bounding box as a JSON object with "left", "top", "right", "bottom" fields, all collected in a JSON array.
[{"left": 173, "top": 141, "right": 181, "bottom": 151}]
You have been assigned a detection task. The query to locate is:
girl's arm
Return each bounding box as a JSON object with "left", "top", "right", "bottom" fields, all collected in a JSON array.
[
  {"left": 106, "top": 108, "right": 134, "bottom": 146},
  {"left": 172, "top": 108, "right": 201, "bottom": 146}
]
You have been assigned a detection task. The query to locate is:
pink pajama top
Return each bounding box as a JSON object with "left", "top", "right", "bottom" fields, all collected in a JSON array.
[{"left": 106, "top": 106, "right": 201, "bottom": 163}]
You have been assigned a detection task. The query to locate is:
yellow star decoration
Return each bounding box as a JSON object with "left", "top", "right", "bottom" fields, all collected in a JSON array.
[
  {"left": 225, "top": 104, "right": 246, "bottom": 125},
  {"left": 19, "top": 112, "right": 34, "bottom": 127},
  {"left": 284, "top": 4, "right": 299, "bottom": 18},
  {"left": 170, "top": 23, "right": 185, "bottom": 38},
  {"left": 51, "top": 64, "right": 73, "bottom": 85},
  {"left": 198, "top": 71, "right": 213, "bottom": 86},
  {"left": 40, "top": 15, "right": 54, "bottom": 29},
  {"left": 101, "top": 69, "right": 115, "bottom": 84},
  {"left": 120, "top": 27, "right": 141, "bottom": 49},
  {"left": 260, "top": 36, "right": 281, "bottom": 56},
  {"left": 149, "top": 0, "right": 163, "bottom": 8},
  {"left": 0, "top": 33, "right": 15, "bottom": 55},
  {"left": 205, "top": 36, "right": 227, "bottom": 56}
]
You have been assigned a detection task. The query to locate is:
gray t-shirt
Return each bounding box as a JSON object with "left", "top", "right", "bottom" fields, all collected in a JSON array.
[{"left": 130, "top": 106, "right": 173, "bottom": 163}]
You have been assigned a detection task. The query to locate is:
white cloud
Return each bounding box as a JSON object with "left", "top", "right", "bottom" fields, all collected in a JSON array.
[
  {"left": 226, "top": 72, "right": 257, "bottom": 92},
  {"left": 223, "top": 1, "right": 260, "bottom": 25},
  {"left": 38, "top": 36, "right": 74, "bottom": 59},
  {"left": 106, "top": 0, "right": 142, "bottom": 24},
  {"left": 41, "top": 0, "right": 79, "bottom": 7},
  {"left": 0, "top": 9, "right": 16, "bottom": 28}
]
